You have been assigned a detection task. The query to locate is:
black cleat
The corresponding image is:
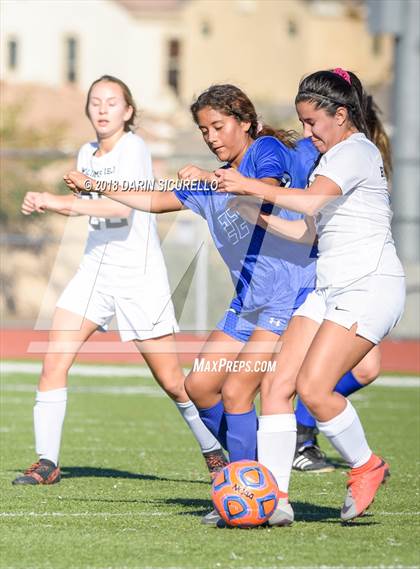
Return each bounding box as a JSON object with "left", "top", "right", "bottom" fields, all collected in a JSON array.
[
  {"left": 293, "top": 443, "right": 335, "bottom": 473},
  {"left": 12, "top": 459, "right": 61, "bottom": 485}
]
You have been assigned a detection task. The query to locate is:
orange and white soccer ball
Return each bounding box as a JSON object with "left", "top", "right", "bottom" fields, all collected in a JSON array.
[{"left": 211, "top": 460, "right": 280, "bottom": 527}]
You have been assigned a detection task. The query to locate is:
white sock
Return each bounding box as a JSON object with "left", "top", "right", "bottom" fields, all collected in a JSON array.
[
  {"left": 316, "top": 400, "right": 372, "bottom": 468},
  {"left": 257, "top": 414, "right": 296, "bottom": 495},
  {"left": 175, "top": 400, "right": 221, "bottom": 453},
  {"left": 34, "top": 388, "right": 67, "bottom": 466}
]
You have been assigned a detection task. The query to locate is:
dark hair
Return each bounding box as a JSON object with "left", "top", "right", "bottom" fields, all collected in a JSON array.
[
  {"left": 295, "top": 70, "right": 391, "bottom": 178},
  {"left": 191, "top": 84, "right": 297, "bottom": 148},
  {"left": 85, "top": 75, "right": 137, "bottom": 132}
]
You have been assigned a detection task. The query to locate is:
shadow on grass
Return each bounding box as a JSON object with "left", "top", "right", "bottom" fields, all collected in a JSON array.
[
  {"left": 165, "top": 498, "right": 350, "bottom": 524},
  {"left": 10, "top": 465, "right": 208, "bottom": 485},
  {"left": 62, "top": 466, "right": 208, "bottom": 485},
  {"left": 165, "top": 498, "right": 380, "bottom": 527}
]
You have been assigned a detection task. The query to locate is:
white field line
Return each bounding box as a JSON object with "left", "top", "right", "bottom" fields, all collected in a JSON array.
[
  {"left": 0, "top": 383, "right": 165, "bottom": 396},
  {"left": 2, "top": 567, "right": 419, "bottom": 569},
  {"left": 0, "top": 511, "right": 164, "bottom": 517},
  {"left": 1, "top": 511, "right": 418, "bottom": 518},
  {"left": 3, "top": 564, "right": 419, "bottom": 569},
  {"left": 1, "top": 362, "right": 419, "bottom": 388},
  {"left": 0, "top": 565, "right": 419, "bottom": 569},
  {"left": 1, "top": 361, "right": 156, "bottom": 378}
]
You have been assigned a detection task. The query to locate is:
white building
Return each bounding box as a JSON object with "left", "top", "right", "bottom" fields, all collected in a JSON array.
[{"left": 0, "top": 0, "right": 182, "bottom": 115}]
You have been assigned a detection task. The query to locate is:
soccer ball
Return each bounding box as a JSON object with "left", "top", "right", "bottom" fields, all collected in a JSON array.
[{"left": 211, "top": 460, "right": 280, "bottom": 527}]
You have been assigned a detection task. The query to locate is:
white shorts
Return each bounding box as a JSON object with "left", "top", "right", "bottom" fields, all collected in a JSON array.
[
  {"left": 293, "top": 274, "right": 406, "bottom": 344},
  {"left": 56, "top": 267, "right": 179, "bottom": 342}
]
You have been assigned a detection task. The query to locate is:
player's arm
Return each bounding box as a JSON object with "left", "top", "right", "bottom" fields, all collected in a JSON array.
[
  {"left": 215, "top": 168, "right": 340, "bottom": 216},
  {"left": 64, "top": 171, "right": 185, "bottom": 213},
  {"left": 21, "top": 191, "right": 131, "bottom": 218},
  {"left": 260, "top": 213, "right": 317, "bottom": 244},
  {"left": 229, "top": 196, "right": 316, "bottom": 244}
]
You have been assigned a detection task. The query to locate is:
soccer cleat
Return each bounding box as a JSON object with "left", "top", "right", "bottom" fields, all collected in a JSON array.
[
  {"left": 268, "top": 494, "right": 294, "bottom": 527},
  {"left": 203, "top": 448, "right": 228, "bottom": 480},
  {"left": 12, "top": 459, "right": 61, "bottom": 485},
  {"left": 293, "top": 443, "right": 335, "bottom": 473},
  {"left": 341, "top": 454, "right": 390, "bottom": 521},
  {"left": 201, "top": 508, "right": 226, "bottom": 528}
]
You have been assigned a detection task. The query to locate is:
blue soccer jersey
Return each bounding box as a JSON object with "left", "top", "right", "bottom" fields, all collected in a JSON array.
[{"left": 174, "top": 136, "right": 319, "bottom": 337}]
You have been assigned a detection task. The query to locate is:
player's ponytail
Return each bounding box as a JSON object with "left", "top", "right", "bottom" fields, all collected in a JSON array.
[
  {"left": 296, "top": 69, "right": 391, "bottom": 178},
  {"left": 191, "top": 84, "right": 297, "bottom": 148},
  {"left": 361, "top": 89, "right": 392, "bottom": 180},
  {"left": 85, "top": 75, "right": 137, "bottom": 132}
]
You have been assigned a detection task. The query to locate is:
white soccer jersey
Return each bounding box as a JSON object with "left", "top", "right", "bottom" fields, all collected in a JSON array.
[
  {"left": 311, "top": 133, "right": 404, "bottom": 288},
  {"left": 76, "top": 132, "right": 169, "bottom": 292}
]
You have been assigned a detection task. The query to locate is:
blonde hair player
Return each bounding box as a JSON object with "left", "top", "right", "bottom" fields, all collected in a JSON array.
[
  {"left": 14, "top": 75, "right": 223, "bottom": 485},
  {"left": 215, "top": 68, "right": 405, "bottom": 522}
]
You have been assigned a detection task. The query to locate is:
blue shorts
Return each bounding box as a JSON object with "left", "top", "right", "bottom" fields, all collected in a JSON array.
[{"left": 216, "top": 287, "right": 314, "bottom": 343}]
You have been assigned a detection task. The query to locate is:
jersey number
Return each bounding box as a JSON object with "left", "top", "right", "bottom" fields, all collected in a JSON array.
[
  {"left": 218, "top": 209, "right": 250, "bottom": 245},
  {"left": 84, "top": 193, "right": 129, "bottom": 230}
]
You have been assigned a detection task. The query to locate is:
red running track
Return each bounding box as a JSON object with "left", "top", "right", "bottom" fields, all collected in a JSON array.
[{"left": 1, "top": 329, "right": 419, "bottom": 373}]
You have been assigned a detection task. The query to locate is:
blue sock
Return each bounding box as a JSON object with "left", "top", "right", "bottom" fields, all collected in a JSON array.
[
  {"left": 295, "top": 398, "right": 316, "bottom": 429},
  {"left": 225, "top": 407, "right": 257, "bottom": 462},
  {"left": 198, "top": 400, "right": 227, "bottom": 450},
  {"left": 334, "top": 371, "right": 364, "bottom": 397},
  {"left": 295, "top": 371, "right": 365, "bottom": 445}
]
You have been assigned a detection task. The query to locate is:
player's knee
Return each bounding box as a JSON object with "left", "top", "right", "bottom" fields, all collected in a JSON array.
[
  {"left": 296, "top": 373, "right": 322, "bottom": 412},
  {"left": 221, "top": 382, "right": 252, "bottom": 412},
  {"left": 184, "top": 373, "right": 206, "bottom": 401},
  {"left": 39, "top": 360, "right": 70, "bottom": 389},
  {"left": 353, "top": 359, "right": 381, "bottom": 385},
  {"left": 157, "top": 374, "right": 186, "bottom": 401},
  {"left": 260, "top": 372, "right": 295, "bottom": 407}
]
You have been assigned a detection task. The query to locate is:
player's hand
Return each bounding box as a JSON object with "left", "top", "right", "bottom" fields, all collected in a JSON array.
[
  {"left": 215, "top": 168, "right": 253, "bottom": 194},
  {"left": 64, "top": 171, "right": 96, "bottom": 193},
  {"left": 229, "top": 196, "right": 262, "bottom": 226},
  {"left": 21, "top": 192, "right": 44, "bottom": 215},
  {"left": 178, "top": 164, "right": 216, "bottom": 183},
  {"left": 21, "top": 192, "right": 63, "bottom": 215}
]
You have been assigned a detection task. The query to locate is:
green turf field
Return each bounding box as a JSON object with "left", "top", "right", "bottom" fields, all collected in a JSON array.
[{"left": 1, "top": 363, "right": 419, "bottom": 569}]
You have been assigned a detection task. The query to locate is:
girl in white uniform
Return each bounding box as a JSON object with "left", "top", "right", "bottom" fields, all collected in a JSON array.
[
  {"left": 14, "top": 76, "right": 222, "bottom": 485},
  {"left": 215, "top": 68, "right": 405, "bottom": 523}
]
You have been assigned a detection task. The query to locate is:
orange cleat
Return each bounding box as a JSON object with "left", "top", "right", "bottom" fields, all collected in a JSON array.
[
  {"left": 12, "top": 459, "right": 61, "bottom": 485},
  {"left": 341, "top": 454, "right": 390, "bottom": 521}
]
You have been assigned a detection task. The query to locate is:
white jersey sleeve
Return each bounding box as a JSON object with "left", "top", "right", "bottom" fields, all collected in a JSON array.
[{"left": 315, "top": 141, "right": 377, "bottom": 195}]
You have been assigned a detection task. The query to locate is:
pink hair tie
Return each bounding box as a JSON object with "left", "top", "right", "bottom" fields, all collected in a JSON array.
[{"left": 333, "top": 68, "right": 351, "bottom": 85}]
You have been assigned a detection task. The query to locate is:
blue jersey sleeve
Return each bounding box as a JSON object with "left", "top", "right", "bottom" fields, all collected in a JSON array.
[
  {"left": 248, "top": 137, "right": 291, "bottom": 182},
  {"left": 174, "top": 183, "right": 213, "bottom": 218}
]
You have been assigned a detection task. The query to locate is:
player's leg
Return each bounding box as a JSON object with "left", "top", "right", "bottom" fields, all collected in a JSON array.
[
  {"left": 294, "top": 337, "right": 381, "bottom": 473},
  {"left": 12, "top": 308, "right": 98, "bottom": 485},
  {"left": 296, "top": 321, "right": 387, "bottom": 521},
  {"left": 351, "top": 344, "right": 381, "bottom": 386},
  {"left": 256, "top": 315, "right": 320, "bottom": 526},
  {"left": 200, "top": 327, "right": 275, "bottom": 527},
  {"left": 184, "top": 329, "right": 245, "bottom": 449},
  {"left": 221, "top": 328, "right": 280, "bottom": 462},
  {"left": 135, "top": 333, "right": 228, "bottom": 473}
]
